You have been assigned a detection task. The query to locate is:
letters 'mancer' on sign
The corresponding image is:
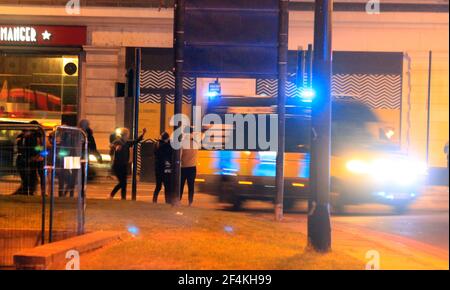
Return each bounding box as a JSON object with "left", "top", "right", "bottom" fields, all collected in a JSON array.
[
  {"left": 0, "top": 26, "right": 37, "bottom": 42},
  {"left": 0, "top": 25, "right": 86, "bottom": 46}
]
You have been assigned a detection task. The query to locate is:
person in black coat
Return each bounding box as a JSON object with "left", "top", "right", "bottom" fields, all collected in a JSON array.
[
  {"left": 153, "top": 132, "right": 174, "bottom": 204},
  {"left": 79, "top": 119, "right": 103, "bottom": 182},
  {"left": 110, "top": 127, "right": 146, "bottom": 200},
  {"left": 79, "top": 119, "right": 102, "bottom": 162},
  {"left": 30, "top": 120, "right": 46, "bottom": 196},
  {"left": 13, "top": 127, "right": 40, "bottom": 195}
]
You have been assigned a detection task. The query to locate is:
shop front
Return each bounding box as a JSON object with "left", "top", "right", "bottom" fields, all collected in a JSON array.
[{"left": 0, "top": 25, "right": 86, "bottom": 127}]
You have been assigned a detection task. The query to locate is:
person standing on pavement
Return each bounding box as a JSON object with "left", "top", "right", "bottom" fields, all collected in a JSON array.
[
  {"left": 79, "top": 119, "right": 102, "bottom": 182},
  {"left": 153, "top": 132, "right": 173, "bottom": 204},
  {"left": 110, "top": 127, "right": 146, "bottom": 200},
  {"left": 13, "top": 126, "right": 40, "bottom": 195},
  {"left": 30, "top": 120, "right": 46, "bottom": 196},
  {"left": 180, "top": 127, "right": 199, "bottom": 206},
  {"left": 79, "top": 119, "right": 102, "bottom": 163},
  {"left": 109, "top": 128, "right": 121, "bottom": 159}
]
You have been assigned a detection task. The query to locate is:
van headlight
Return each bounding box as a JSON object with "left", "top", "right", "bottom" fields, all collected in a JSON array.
[
  {"left": 346, "top": 160, "right": 370, "bottom": 174},
  {"left": 346, "top": 158, "right": 427, "bottom": 185}
]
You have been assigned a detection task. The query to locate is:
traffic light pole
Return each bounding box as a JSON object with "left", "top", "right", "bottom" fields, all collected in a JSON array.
[
  {"left": 307, "top": 0, "right": 332, "bottom": 252},
  {"left": 275, "top": 0, "right": 289, "bottom": 221},
  {"left": 173, "top": 0, "right": 185, "bottom": 205},
  {"left": 131, "top": 48, "right": 141, "bottom": 201}
]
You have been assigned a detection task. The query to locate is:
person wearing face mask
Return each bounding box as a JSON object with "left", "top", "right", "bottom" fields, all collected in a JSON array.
[{"left": 110, "top": 127, "right": 146, "bottom": 200}]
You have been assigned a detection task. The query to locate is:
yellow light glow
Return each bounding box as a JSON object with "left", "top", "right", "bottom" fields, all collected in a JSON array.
[
  {"left": 346, "top": 159, "right": 369, "bottom": 174},
  {"left": 385, "top": 129, "right": 395, "bottom": 139},
  {"left": 238, "top": 181, "right": 253, "bottom": 185},
  {"left": 292, "top": 182, "right": 305, "bottom": 187},
  {"left": 41, "top": 122, "right": 59, "bottom": 128},
  {"left": 100, "top": 154, "right": 111, "bottom": 162},
  {"left": 62, "top": 56, "right": 79, "bottom": 76},
  {"left": 195, "top": 178, "right": 206, "bottom": 183}
]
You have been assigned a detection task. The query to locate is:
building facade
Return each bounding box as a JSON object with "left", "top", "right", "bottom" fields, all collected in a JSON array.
[{"left": 0, "top": 0, "right": 448, "bottom": 168}]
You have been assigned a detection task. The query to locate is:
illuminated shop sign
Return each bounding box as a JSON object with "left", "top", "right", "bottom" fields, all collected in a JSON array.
[
  {"left": 0, "top": 25, "right": 86, "bottom": 46},
  {"left": 0, "top": 26, "right": 37, "bottom": 42}
]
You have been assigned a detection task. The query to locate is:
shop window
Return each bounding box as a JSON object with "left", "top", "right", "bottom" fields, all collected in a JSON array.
[{"left": 0, "top": 54, "right": 79, "bottom": 126}]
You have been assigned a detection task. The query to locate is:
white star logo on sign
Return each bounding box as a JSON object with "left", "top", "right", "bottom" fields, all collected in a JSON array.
[{"left": 42, "top": 30, "right": 52, "bottom": 40}]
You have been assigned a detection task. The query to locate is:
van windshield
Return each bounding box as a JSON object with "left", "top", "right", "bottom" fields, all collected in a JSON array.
[{"left": 331, "top": 100, "right": 394, "bottom": 152}]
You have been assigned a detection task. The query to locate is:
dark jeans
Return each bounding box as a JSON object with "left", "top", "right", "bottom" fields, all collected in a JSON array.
[
  {"left": 180, "top": 167, "right": 196, "bottom": 205},
  {"left": 37, "top": 162, "right": 45, "bottom": 196},
  {"left": 58, "top": 169, "right": 77, "bottom": 198},
  {"left": 110, "top": 164, "right": 128, "bottom": 200},
  {"left": 15, "top": 160, "right": 37, "bottom": 196},
  {"left": 153, "top": 169, "right": 172, "bottom": 204}
]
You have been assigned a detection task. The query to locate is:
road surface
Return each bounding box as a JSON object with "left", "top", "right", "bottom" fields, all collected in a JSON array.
[{"left": 86, "top": 180, "right": 449, "bottom": 255}]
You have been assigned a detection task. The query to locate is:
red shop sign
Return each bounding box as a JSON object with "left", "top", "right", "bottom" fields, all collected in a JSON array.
[{"left": 0, "top": 25, "right": 86, "bottom": 46}]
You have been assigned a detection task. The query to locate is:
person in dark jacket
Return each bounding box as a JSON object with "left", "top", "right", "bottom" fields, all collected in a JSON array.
[
  {"left": 153, "top": 132, "right": 174, "bottom": 204},
  {"left": 79, "top": 119, "right": 102, "bottom": 181},
  {"left": 30, "top": 120, "right": 46, "bottom": 196},
  {"left": 109, "top": 128, "right": 121, "bottom": 160},
  {"left": 13, "top": 127, "right": 40, "bottom": 195},
  {"left": 110, "top": 127, "right": 146, "bottom": 200},
  {"left": 55, "top": 129, "right": 78, "bottom": 198},
  {"left": 79, "top": 119, "right": 102, "bottom": 162}
]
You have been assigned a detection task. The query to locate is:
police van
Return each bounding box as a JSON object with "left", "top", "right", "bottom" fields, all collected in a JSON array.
[{"left": 196, "top": 95, "right": 427, "bottom": 214}]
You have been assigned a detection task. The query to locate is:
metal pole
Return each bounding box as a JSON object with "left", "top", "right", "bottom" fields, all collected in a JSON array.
[
  {"left": 78, "top": 129, "right": 88, "bottom": 235},
  {"left": 305, "top": 44, "right": 313, "bottom": 88},
  {"left": 173, "top": 0, "right": 185, "bottom": 205},
  {"left": 297, "top": 47, "right": 305, "bottom": 90},
  {"left": 275, "top": 0, "right": 289, "bottom": 221},
  {"left": 426, "top": 50, "right": 432, "bottom": 165},
  {"left": 49, "top": 127, "right": 57, "bottom": 243},
  {"left": 39, "top": 125, "right": 47, "bottom": 245},
  {"left": 131, "top": 48, "right": 141, "bottom": 201},
  {"left": 307, "top": 0, "right": 332, "bottom": 252}
]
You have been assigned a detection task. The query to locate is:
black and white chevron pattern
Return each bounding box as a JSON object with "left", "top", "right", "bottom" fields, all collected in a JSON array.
[
  {"left": 137, "top": 138, "right": 159, "bottom": 177},
  {"left": 136, "top": 142, "right": 142, "bottom": 175},
  {"left": 163, "top": 94, "right": 193, "bottom": 104},
  {"left": 331, "top": 74, "right": 401, "bottom": 109},
  {"left": 256, "top": 79, "right": 300, "bottom": 98},
  {"left": 256, "top": 73, "right": 402, "bottom": 109},
  {"left": 183, "top": 77, "right": 196, "bottom": 90},
  {"left": 140, "top": 93, "right": 161, "bottom": 103},
  {"left": 140, "top": 70, "right": 196, "bottom": 90},
  {"left": 139, "top": 70, "right": 195, "bottom": 104},
  {"left": 141, "top": 70, "right": 174, "bottom": 89},
  {"left": 140, "top": 93, "right": 192, "bottom": 104}
]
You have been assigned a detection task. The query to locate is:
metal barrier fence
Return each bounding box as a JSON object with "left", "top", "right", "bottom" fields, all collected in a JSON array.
[
  {"left": 0, "top": 123, "right": 47, "bottom": 267},
  {"left": 0, "top": 123, "right": 87, "bottom": 267},
  {"left": 49, "top": 126, "right": 88, "bottom": 242}
]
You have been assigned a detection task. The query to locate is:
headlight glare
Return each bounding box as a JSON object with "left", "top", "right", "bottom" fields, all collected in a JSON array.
[
  {"left": 346, "top": 157, "right": 427, "bottom": 185},
  {"left": 346, "top": 160, "right": 369, "bottom": 174}
]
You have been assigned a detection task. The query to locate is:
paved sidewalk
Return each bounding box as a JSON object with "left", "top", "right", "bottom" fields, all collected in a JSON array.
[
  {"left": 279, "top": 216, "right": 449, "bottom": 270},
  {"left": 82, "top": 180, "right": 449, "bottom": 269}
]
